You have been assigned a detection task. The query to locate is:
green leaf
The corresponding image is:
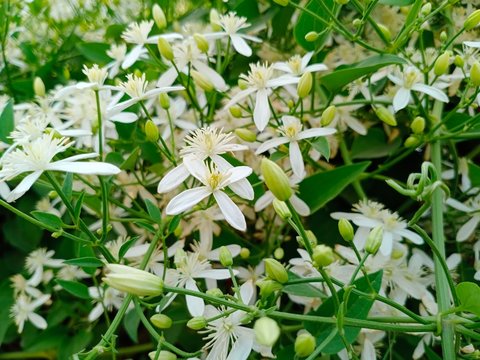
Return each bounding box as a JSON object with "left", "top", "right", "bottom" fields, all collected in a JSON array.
[
  {"left": 351, "top": 128, "right": 402, "bottom": 159},
  {"left": 31, "top": 211, "right": 64, "bottom": 229},
  {"left": 304, "top": 271, "right": 383, "bottom": 354},
  {"left": 168, "top": 215, "right": 181, "bottom": 235},
  {"left": 310, "top": 136, "right": 330, "bottom": 161},
  {"left": 74, "top": 191, "right": 85, "bottom": 223},
  {"left": 121, "top": 147, "right": 141, "bottom": 170},
  {"left": 58, "top": 330, "right": 93, "bottom": 360},
  {"left": 457, "top": 282, "right": 480, "bottom": 316},
  {"left": 62, "top": 173, "right": 73, "bottom": 202},
  {"left": 123, "top": 309, "right": 140, "bottom": 343},
  {"left": 320, "top": 55, "right": 407, "bottom": 93},
  {"left": 118, "top": 236, "right": 140, "bottom": 260},
  {"left": 76, "top": 42, "right": 111, "bottom": 63},
  {"left": 469, "top": 162, "right": 480, "bottom": 188},
  {"left": 56, "top": 280, "right": 90, "bottom": 299},
  {"left": 0, "top": 99, "right": 14, "bottom": 144},
  {"left": 63, "top": 257, "right": 104, "bottom": 268},
  {"left": 283, "top": 272, "right": 327, "bottom": 299},
  {"left": 299, "top": 162, "right": 370, "bottom": 213},
  {"left": 145, "top": 198, "right": 161, "bottom": 223},
  {"left": 0, "top": 281, "right": 14, "bottom": 347},
  {"left": 379, "top": 0, "right": 414, "bottom": 5},
  {"left": 294, "top": 0, "right": 335, "bottom": 51},
  {"left": 424, "top": 346, "right": 443, "bottom": 360}
]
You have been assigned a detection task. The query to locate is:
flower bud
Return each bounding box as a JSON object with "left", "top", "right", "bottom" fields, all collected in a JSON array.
[
  {"left": 265, "top": 258, "right": 288, "bottom": 284},
  {"left": 229, "top": 106, "right": 243, "bottom": 118},
  {"left": 254, "top": 317, "right": 281, "bottom": 346},
  {"left": 454, "top": 55, "right": 464, "bottom": 68},
  {"left": 238, "top": 79, "right": 248, "bottom": 90},
  {"left": 34, "top": 77, "right": 46, "bottom": 97},
  {"left": 411, "top": 116, "right": 425, "bottom": 134},
  {"left": 274, "top": 247, "right": 285, "bottom": 260},
  {"left": 152, "top": 4, "right": 167, "bottom": 29},
  {"left": 103, "top": 264, "right": 164, "bottom": 297},
  {"left": 272, "top": 199, "right": 292, "bottom": 220},
  {"left": 158, "top": 37, "right": 174, "bottom": 61},
  {"left": 51, "top": 231, "right": 63, "bottom": 238},
  {"left": 297, "top": 230, "right": 317, "bottom": 248},
  {"left": 377, "top": 24, "right": 392, "bottom": 42},
  {"left": 174, "top": 248, "right": 187, "bottom": 267},
  {"left": 257, "top": 279, "right": 283, "bottom": 297},
  {"left": 219, "top": 246, "right": 233, "bottom": 267},
  {"left": 374, "top": 106, "right": 397, "bottom": 126},
  {"left": 352, "top": 19, "right": 362, "bottom": 28},
  {"left": 471, "top": 61, "right": 480, "bottom": 87},
  {"left": 206, "top": 288, "right": 223, "bottom": 297},
  {"left": 312, "top": 244, "right": 335, "bottom": 267},
  {"left": 439, "top": 31, "right": 447, "bottom": 42},
  {"left": 145, "top": 120, "right": 159, "bottom": 142},
  {"left": 261, "top": 158, "right": 292, "bottom": 201},
  {"left": 235, "top": 128, "right": 256, "bottom": 142},
  {"left": 187, "top": 316, "right": 207, "bottom": 330},
  {"left": 321, "top": 105, "right": 336, "bottom": 126},
  {"left": 404, "top": 135, "right": 420, "bottom": 148},
  {"left": 434, "top": 52, "right": 450, "bottom": 76},
  {"left": 295, "top": 331, "right": 316, "bottom": 357},
  {"left": 273, "top": 0, "right": 289, "bottom": 6},
  {"left": 304, "top": 31, "right": 319, "bottom": 42},
  {"left": 150, "top": 314, "right": 173, "bottom": 329},
  {"left": 420, "top": 3, "right": 431, "bottom": 16},
  {"left": 149, "top": 350, "right": 177, "bottom": 360},
  {"left": 159, "top": 93, "right": 170, "bottom": 109},
  {"left": 338, "top": 218, "right": 354, "bottom": 242},
  {"left": 240, "top": 247, "right": 250, "bottom": 259},
  {"left": 464, "top": 9, "right": 480, "bottom": 31},
  {"left": 193, "top": 33, "right": 209, "bottom": 53},
  {"left": 191, "top": 70, "right": 214, "bottom": 92},
  {"left": 209, "top": 9, "right": 222, "bottom": 31},
  {"left": 297, "top": 72, "right": 313, "bottom": 98},
  {"left": 365, "top": 226, "right": 383, "bottom": 255}
]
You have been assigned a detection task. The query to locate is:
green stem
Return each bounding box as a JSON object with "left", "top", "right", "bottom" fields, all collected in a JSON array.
[
  {"left": 339, "top": 138, "right": 366, "bottom": 199},
  {"left": 305, "top": 328, "right": 338, "bottom": 360}
]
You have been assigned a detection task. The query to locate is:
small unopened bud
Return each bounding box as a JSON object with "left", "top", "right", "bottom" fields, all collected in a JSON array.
[
  {"left": 420, "top": 3, "right": 431, "bottom": 16},
  {"left": 206, "top": 288, "right": 223, "bottom": 297},
  {"left": 34, "top": 77, "right": 46, "bottom": 97},
  {"left": 158, "top": 38, "right": 174, "bottom": 61},
  {"left": 191, "top": 70, "right": 214, "bottom": 92},
  {"left": 257, "top": 279, "right": 283, "bottom": 297},
  {"left": 274, "top": 247, "right": 285, "bottom": 260},
  {"left": 434, "top": 52, "right": 450, "bottom": 76},
  {"left": 145, "top": 120, "right": 159, "bottom": 142},
  {"left": 209, "top": 9, "right": 221, "bottom": 31},
  {"left": 411, "top": 116, "right": 425, "bottom": 134},
  {"left": 187, "top": 316, "right": 207, "bottom": 330},
  {"left": 149, "top": 350, "right": 177, "bottom": 360},
  {"left": 238, "top": 79, "right": 248, "bottom": 90},
  {"left": 365, "top": 226, "right": 383, "bottom": 255},
  {"left": 261, "top": 158, "right": 292, "bottom": 201},
  {"left": 235, "top": 128, "right": 256, "bottom": 142},
  {"left": 374, "top": 106, "right": 397, "bottom": 126},
  {"left": 404, "top": 135, "right": 420, "bottom": 148},
  {"left": 321, "top": 105, "right": 336, "bottom": 126},
  {"left": 240, "top": 247, "right": 250, "bottom": 259},
  {"left": 272, "top": 0, "right": 289, "bottom": 6},
  {"left": 377, "top": 24, "right": 392, "bottom": 42},
  {"left": 265, "top": 258, "right": 288, "bottom": 284},
  {"left": 52, "top": 231, "right": 63, "bottom": 238},
  {"left": 297, "top": 72, "right": 313, "bottom": 98},
  {"left": 312, "top": 245, "right": 335, "bottom": 267},
  {"left": 295, "top": 331, "right": 316, "bottom": 357},
  {"left": 338, "top": 218, "right": 354, "bottom": 242},
  {"left": 152, "top": 4, "right": 167, "bottom": 29},
  {"left": 304, "top": 31, "right": 319, "bottom": 42},
  {"left": 297, "top": 230, "right": 317, "bottom": 248},
  {"left": 272, "top": 199, "right": 292, "bottom": 219},
  {"left": 150, "top": 314, "right": 172, "bottom": 329},
  {"left": 219, "top": 246, "right": 233, "bottom": 267},
  {"left": 103, "top": 264, "right": 164, "bottom": 297},
  {"left": 439, "top": 31, "right": 448, "bottom": 42},
  {"left": 352, "top": 19, "right": 362, "bottom": 28},
  {"left": 287, "top": 99, "right": 295, "bottom": 109},
  {"left": 48, "top": 191, "right": 58, "bottom": 199},
  {"left": 229, "top": 106, "right": 243, "bottom": 118},
  {"left": 159, "top": 93, "right": 170, "bottom": 109},
  {"left": 471, "top": 61, "right": 480, "bottom": 87},
  {"left": 254, "top": 318, "right": 281, "bottom": 346},
  {"left": 464, "top": 9, "right": 480, "bottom": 31},
  {"left": 193, "top": 33, "right": 209, "bottom": 53},
  {"left": 454, "top": 55, "right": 464, "bottom": 68}
]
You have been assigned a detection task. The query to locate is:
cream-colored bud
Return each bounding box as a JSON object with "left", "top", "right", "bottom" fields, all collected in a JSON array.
[
  {"left": 434, "top": 52, "right": 450, "bottom": 76},
  {"left": 219, "top": 246, "right": 233, "bottom": 267},
  {"left": 411, "top": 116, "right": 425, "bottom": 134},
  {"left": 145, "top": 120, "right": 159, "bottom": 142},
  {"left": 297, "top": 72, "right": 313, "bottom": 98},
  {"left": 365, "top": 226, "right": 383, "bottom": 255},
  {"left": 235, "top": 128, "right": 256, "bottom": 142},
  {"left": 421, "top": 3, "right": 431, "bottom": 16},
  {"left": 338, "top": 218, "right": 354, "bottom": 242},
  {"left": 261, "top": 158, "right": 292, "bottom": 201},
  {"left": 34, "top": 77, "right": 46, "bottom": 97},
  {"left": 191, "top": 70, "right": 214, "bottom": 92},
  {"left": 321, "top": 105, "right": 336, "bottom": 126},
  {"left": 471, "top": 61, "right": 480, "bottom": 87},
  {"left": 152, "top": 4, "right": 167, "bottom": 29},
  {"left": 103, "top": 264, "right": 163, "bottom": 297},
  {"left": 272, "top": 199, "right": 292, "bottom": 220},
  {"left": 295, "top": 331, "right": 316, "bottom": 357},
  {"left": 439, "top": 31, "right": 447, "bottom": 42},
  {"left": 312, "top": 244, "right": 335, "bottom": 267},
  {"left": 150, "top": 314, "right": 172, "bottom": 329},
  {"left": 158, "top": 38, "right": 174, "bottom": 61},
  {"left": 464, "top": 9, "right": 480, "bottom": 30},
  {"left": 374, "top": 106, "right": 397, "bottom": 126},
  {"left": 254, "top": 318, "right": 281, "bottom": 346},
  {"left": 304, "top": 31, "right": 319, "bottom": 42}
]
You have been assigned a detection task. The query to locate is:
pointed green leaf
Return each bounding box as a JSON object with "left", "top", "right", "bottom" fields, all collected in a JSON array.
[
  {"left": 63, "top": 257, "right": 104, "bottom": 268},
  {"left": 457, "top": 282, "right": 480, "bottom": 316},
  {"left": 0, "top": 99, "right": 14, "bottom": 144},
  {"left": 56, "top": 280, "right": 90, "bottom": 299},
  {"left": 31, "top": 211, "right": 64, "bottom": 229},
  {"left": 145, "top": 198, "right": 161, "bottom": 223}
]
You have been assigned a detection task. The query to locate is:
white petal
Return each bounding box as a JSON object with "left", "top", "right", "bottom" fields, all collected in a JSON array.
[
  {"left": 225, "top": 166, "right": 252, "bottom": 186},
  {"left": 183, "top": 156, "right": 208, "bottom": 184},
  {"left": 254, "top": 89, "right": 270, "bottom": 132},
  {"left": 255, "top": 137, "right": 290, "bottom": 154},
  {"left": 156, "top": 66, "right": 180, "bottom": 87},
  {"left": 193, "top": 61, "right": 227, "bottom": 91},
  {"left": 185, "top": 278, "right": 204, "bottom": 316},
  {"left": 457, "top": 216, "right": 480, "bottom": 242},
  {"left": 240, "top": 280, "right": 254, "bottom": 304},
  {"left": 464, "top": 41, "right": 480, "bottom": 48},
  {"left": 289, "top": 141, "right": 305, "bottom": 178},
  {"left": 361, "top": 339, "right": 376, "bottom": 360},
  {"left": 290, "top": 195, "right": 310, "bottom": 216},
  {"left": 227, "top": 334, "right": 254, "bottom": 360},
  {"left": 107, "top": 98, "right": 138, "bottom": 114},
  {"left": 7, "top": 171, "right": 42, "bottom": 202},
  {"left": 231, "top": 35, "right": 252, "bottom": 57},
  {"left": 411, "top": 83, "right": 449, "bottom": 103},
  {"left": 158, "top": 164, "right": 190, "bottom": 193},
  {"left": 213, "top": 191, "right": 246, "bottom": 231},
  {"left": 446, "top": 198, "right": 473, "bottom": 212},
  {"left": 254, "top": 191, "right": 274, "bottom": 212},
  {"left": 47, "top": 161, "right": 121, "bottom": 175},
  {"left": 166, "top": 187, "right": 211, "bottom": 214},
  {"left": 228, "top": 178, "right": 254, "bottom": 201},
  {"left": 28, "top": 312, "right": 48, "bottom": 330},
  {"left": 224, "top": 88, "right": 256, "bottom": 109},
  {"left": 297, "top": 127, "right": 337, "bottom": 140},
  {"left": 379, "top": 231, "right": 393, "bottom": 256},
  {"left": 305, "top": 63, "right": 328, "bottom": 72},
  {"left": 108, "top": 112, "right": 138, "bottom": 123},
  {"left": 197, "top": 269, "right": 233, "bottom": 280},
  {"left": 344, "top": 116, "right": 367, "bottom": 135},
  {"left": 122, "top": 45, "right": 144, "bottom": 69},
  {"left": 396, "top": 229, "right": 424, "bottom": 245},
  {"left": 393, "top": 87, "right": 411, "bottom": 112},
  {"left": 88, "top": 303, "right": 104, "bottom": 322},
  {"left": 387, "top": 74, "right": 403, "bottom": 86}
]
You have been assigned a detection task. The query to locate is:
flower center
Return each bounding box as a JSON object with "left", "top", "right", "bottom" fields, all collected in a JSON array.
[{"left": 287, "top": 55, "right": 303, "bottom": 75}]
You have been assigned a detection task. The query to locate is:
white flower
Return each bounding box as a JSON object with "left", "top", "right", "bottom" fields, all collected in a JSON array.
[
  {"left": 106, "top": 43, "right": 128, "bottom": 78},
  {"left": 205, "top": 12, "right": 261, "bottom": 57},
  {"left": 442, "top": 157, "right": 473, "bottom": 194},
  {"left": 224, "top": 62, "right": 300, "bottom": 131},
  {"left": 446, "top": 194, "right": 480, "bottom": 242},
  {"left": 25, "top": 248, "right": 64, "bottom": 287},
  {"left": 88, "top": 286, "right": 126, "bottom": 322},
  {"left": 154, "top": 97, "right": 197, "bottom": 139},
  {"left": 331, "top": 95, "right": 367, "bottom": 135},
  {"left": 273, "top": 52, "right": 328, "bottom": 76},
  {"left": 388, "top": 66, "right": 449, "bottom": 112},
  {"left": 331, "top": 200, "right": 423, "bottom": 256},
  {"left": 255, "top": 115, "right": 336, "bottom": 177},
  {"left": 10, "top": 274, "right": 44, "bottom": 299},
  {"left": 165, "top": 157, "right": 253, "bottom": 231},
  {"left": 54, "top": 64, "right": 113, "bottom": 99},
  {"left": 0, "top": 133, "right": 121, "bottom": 202},
  {"left": 201, "top": 281, "right": 274, "bottom": 360},
  {"left": 10, "top": 294, "right": 50, "bottom": 333}
]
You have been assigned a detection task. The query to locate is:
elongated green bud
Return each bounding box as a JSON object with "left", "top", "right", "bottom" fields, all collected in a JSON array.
[
  {"left": 254, "top": 318, "right": 281, "bottom": 346},
  {"left": 34, "top": 77, "right": 46, "bottom": 97},
  {"left": 193, "top": 33, "right": 209, "bottom": 53},
  {"left": 420, "top": 3, "right": 431, "bottom": 16},
  {"left": 152, "top": 4, "right": 167, "bottom": 29},
  {"left": 206, "top": 288, "right": 223, "bottom": 297},
  {"left": 230, "top": 106, "right": 243, "bottom": 118},
  {"left": 261, "top": 158, "right": 292, "bottom": 201},
  {"left": 145, "top": 120, "right": 159, "bottom": 142},
  {"left": 464, "top": 9, "right": 480, "bottom": 30},
  {"left": 411, "top": 116, "right": 425, "bottom": 134},
  {"left": 273, "top": 0, "right": 289, "bottom": 6},
  {"left": 187, "top": 316, "right": 207, "bottom": 330},
  {"left": 312, "top": 244, "right": 335, "bottom": 267},
  {"left": 338, "top": 218, "right": 354, "bottom": 242},
  {"left": 103, "top": 264, "right": 163, "bottom": 297},
  {"left": 159, "top": 93, "right": 170, "bottom": 109},
  {"left": 471, "top": 62, "right": 480, "bottom": 87},
  {"left": 365, "top": 226, "right": 383, "bottom": 255},
  {"left": 158, "top": 38, "right": 174, "bottom": 61},
  {"left": 434, "top": 52, "right": 450, "bottom": 76},
  {"left": 377, "top": 24, "right": 392, "bottom": 42},
  {"left": 321, "top": 105, "right": 336, "bottom": 126},
  {"left": 219, "top": 246, "right": 233, "bottom": 267},
  {"left": 295, "top": 331, "right": 316, "bottom": 357},
  {"left": 191, "top": 70, "right": 214, "bottom": 92},
  {"left": 265, "top": 258, "right": 289, "bottom": 284},
  {"left": 273, "top": 199, "right": 292, "bottom": 220},
  {"left": 235, "top": 128, "right": 256, "bottom": 142},
  {"left": 454, "top": 55, "right": 464, "bottom": 68},
  {"left": 257, "top": 279, "right": 283, "bottom": 297},
  {"left": 304, "top": 31, "right": 319, "bottom": 42},
  {"left": 374, "top": 106, "right": 397, "bottom": 126},
  {"left": 297, "top": 72, "right": 312, "bottom": 98},
  {"left": 404, "top": 135, "right": 420, "bottom": 148},
  {"left": 150, "top": 314, "right": 172, "bottom": 329},
  {"left": 352, "top": 19, "right": 362, "bottom": 28}
]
